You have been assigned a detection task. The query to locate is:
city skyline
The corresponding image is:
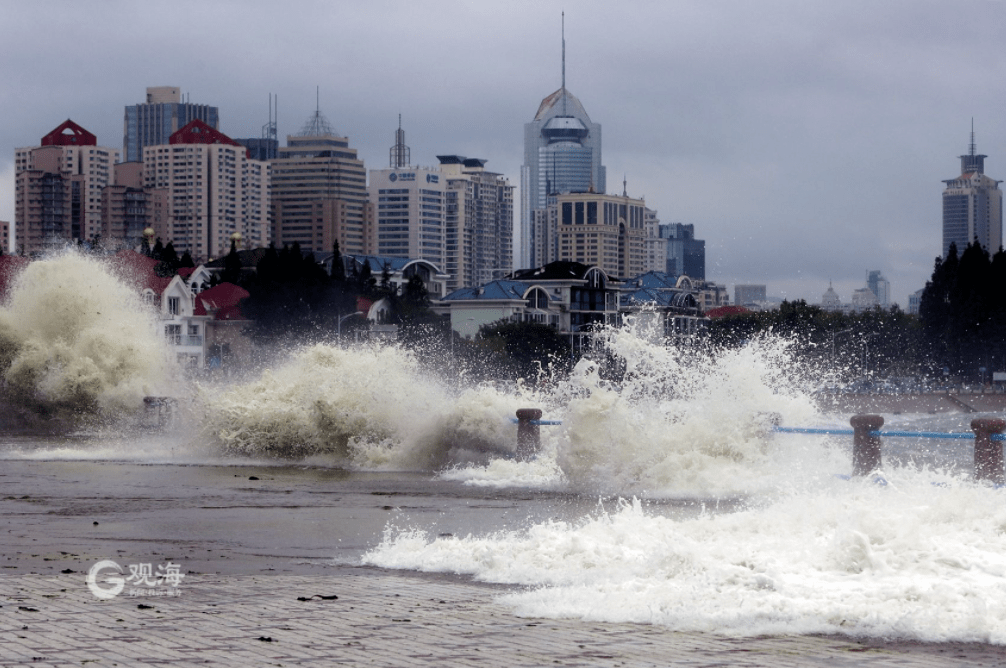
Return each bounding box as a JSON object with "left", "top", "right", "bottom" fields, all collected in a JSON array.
[{"left": 3, "top": 1, "right": 1006, "bottom": 307}]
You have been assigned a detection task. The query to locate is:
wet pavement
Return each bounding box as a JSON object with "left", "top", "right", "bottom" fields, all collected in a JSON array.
[{"left": 2, "top": 458, "right": 1005, "bottom": 666}]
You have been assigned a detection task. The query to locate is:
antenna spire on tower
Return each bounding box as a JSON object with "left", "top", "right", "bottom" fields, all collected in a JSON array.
[
  {"left": 561, "top": 11, "right": 567, "bottom": 116},
  {"left": 390, "top": 114, "right": 410, "bottom": 168},
  {"left": 970, "top": 117, "right": 976, "bottom": 156}
]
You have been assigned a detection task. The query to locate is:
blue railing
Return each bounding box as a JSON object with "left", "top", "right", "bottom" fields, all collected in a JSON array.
[{"left": 773, "top": 426, "right": 1005, "bottom": 441}]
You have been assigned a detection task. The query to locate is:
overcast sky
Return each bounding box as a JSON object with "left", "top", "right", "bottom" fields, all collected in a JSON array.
[{"left": 3, "top": 0, "right": 1003, "bottom": 307}]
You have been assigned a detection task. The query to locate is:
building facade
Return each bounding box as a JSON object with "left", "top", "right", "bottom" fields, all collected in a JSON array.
[
  {"left": 439, "top": 156, "right": 514, "bottom": 292},
  {"left": 942, "top": 132, "right": 1002, "bottom": 257},
  {"left": 734, "top": 284, "right": 767, "bottom": 307},
  {"left": 660, "top": 223, "right": 705, "bottom": 279},
  {"left": 143, "top": 120, "right": 270, "bottom": 260},
  {"left": 866, "top": 270, "right": 890, "bottom": 307},
  {"left": 439, "top": 261, "right": 620, "bottom": 336},
  {"left": 368, "top": 165, "right": 449, "bottom": 268},
  {"left": 124, "top": 87, "right": 219, "bottom": 163},
  {"left": 531, "top": 191, "right": 646, "bottom": 279},
  {"left": 521, "top": 86, "right": 605, "bottom": 269},
  {"left": 270, "top": 119, "right": 369, "bottom": 255},
  {"left": 368, "top": 155, "right": 513, "bottom": 292},
  {"left": 101, "top": 162, "right": 169, "bottom": 250},
  {"left": 14, "top": 120, "right": 118, "bottom": 254}
]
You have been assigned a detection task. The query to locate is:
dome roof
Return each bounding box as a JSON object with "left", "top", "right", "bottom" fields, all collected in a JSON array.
[{"left": 534, "top": 88, "right": 591, "bottom": 123}]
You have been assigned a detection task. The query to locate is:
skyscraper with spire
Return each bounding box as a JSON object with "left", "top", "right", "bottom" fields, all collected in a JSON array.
[
  {"left": 520, "top": 14, "right": 605, "bottom": 269},
  {"left": 942, "top": 123, "right": 1002, "bottom": 257}
]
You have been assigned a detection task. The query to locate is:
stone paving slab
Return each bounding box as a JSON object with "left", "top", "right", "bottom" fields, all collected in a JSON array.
[{"left": 2, "top": 569, "right": 1003, "bottom": 667}]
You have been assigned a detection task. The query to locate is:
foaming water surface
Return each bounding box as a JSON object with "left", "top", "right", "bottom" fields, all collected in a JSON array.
[{"left": 2, "top": 254, "right": 1005, "bottom": 643}]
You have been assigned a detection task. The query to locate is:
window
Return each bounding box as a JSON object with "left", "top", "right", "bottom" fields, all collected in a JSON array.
[{"left": 168, "top": 297, "right": 180, "bottom": 315}]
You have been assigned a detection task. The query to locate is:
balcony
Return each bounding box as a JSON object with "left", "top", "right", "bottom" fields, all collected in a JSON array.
[{"left": 166, "top": 335, "right": 203, "bottom": 347}]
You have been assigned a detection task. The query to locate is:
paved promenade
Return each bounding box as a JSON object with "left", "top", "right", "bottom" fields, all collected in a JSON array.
[{"left": 3, "top": 569, "right": 1004, "bottom": 667}]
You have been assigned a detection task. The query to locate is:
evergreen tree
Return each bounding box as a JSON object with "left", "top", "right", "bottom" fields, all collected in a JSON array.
[
  {"left": 331, "top": 241, "right": 346, "bottom": 283},
  {"left": 221, "top": 240, "right": 243, "bottom": 285},
  {"left": 179, "top": 251, "right": 195, "bottom": 269}
]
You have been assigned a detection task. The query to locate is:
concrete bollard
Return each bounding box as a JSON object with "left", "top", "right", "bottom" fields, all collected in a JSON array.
[
  {"left": 515, "top": 408, "right": 543, "bottom": 460},
  {"left": 850, "top": 414, "right": 884, "bottom": 476},
  {"left": 143, "top": 396, "right": 177, "bottom": 430},
  {"left": 970, "top": 418, "right": 1005, "bottom": 484}
]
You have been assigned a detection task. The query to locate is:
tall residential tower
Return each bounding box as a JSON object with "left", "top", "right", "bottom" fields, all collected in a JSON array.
[{"left": 15, "top": 120, "right": 118, "bottom": 253}]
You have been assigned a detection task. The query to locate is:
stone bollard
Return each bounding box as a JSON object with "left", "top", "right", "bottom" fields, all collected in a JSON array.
[
  {"left": 850, "top": 414, "right": 884, "bottom": 476},
  {"left": 515, "top": 408, "right": 543, "bottom": 460},
  {"left": 970, "top": 418, "right": 1005, "bottom": 484}
]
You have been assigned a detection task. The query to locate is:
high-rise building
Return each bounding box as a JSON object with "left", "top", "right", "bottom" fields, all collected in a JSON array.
[
  {"left": 439, "top": 156, "right": 513, "bottom": 292},
  {"left": 15, "top": 120, "right": 119, "bottom": 253},
  {"left": 643, "top": 207, "right": 666, "bottom": 273},
  {"left": 124, "top": 87, "right": 219, "bottom": 163},
  {"left": 942, "top": 127, "right": 1002, "bottom": 257},
  {"left": 368, "top": 151, "right": 513, "bottom": 292},
  {"left": 660, "top": 223, "right": 705, "bottom": 279},
  {"left": 369, "top": 165, "right": 448, "bottom": 267},
  {"left": 270, "top": 107, "right": 369, "bottom": 255},
  {"left": 100, "top": 162, "right": 168, "bottom": 250},
  {"left": 520, "top": 18, "right": 604, "bottom": 269},
  {"left": 866, "top": 270, "right": 890, "bottom": 307},
  {"left": 143, "top": 120, "right": 270, "bottom": 260}
]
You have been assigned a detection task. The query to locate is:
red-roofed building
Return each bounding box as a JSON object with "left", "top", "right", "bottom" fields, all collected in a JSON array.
[
  {"left": 105, "top": 250, "right": 206, "bottom": 368},
  {"left": 194, "top": 282, "right": 252, "bottom": 372},
  {"left": 143, "top": 121, "right": 270, "bottom": 261},
  {"left": 15, "top": 120, "right": 119, "bottom": 253},
  {"left": 705, "top": 305, "right": 750, "bottom": 319}
]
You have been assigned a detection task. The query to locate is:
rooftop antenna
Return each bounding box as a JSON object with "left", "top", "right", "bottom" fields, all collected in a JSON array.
[
  {"left": 623, "top": 174, "right": 627, "bottom": 197},
  {"left": 559, "top": 11, "right": 567, "bottom": 116},
  {"left": 970, "top": 117, "right": 976, "bottom": 156},
  {"left": 390, "top": 114, "right": 410, "bottom": 168},
  {"left": 262, "top": 93, "right": 278, "bottom": 141},
  {"left": 298, "top": 86, "right": 337, "bottom": 136}
]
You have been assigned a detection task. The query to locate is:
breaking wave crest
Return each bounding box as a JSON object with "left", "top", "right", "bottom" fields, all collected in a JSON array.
[{"left": 0, "top": 252, "right": 172, "bottom": 419}]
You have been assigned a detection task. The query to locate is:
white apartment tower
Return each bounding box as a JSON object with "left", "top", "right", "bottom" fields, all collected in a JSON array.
[
  {"left": 368, "top": 149, "right": 513, "bottom": 292},
  {"left": 439, "top": 156, "right": 514, "bottom": 292},
  {"left": 143, "top": 120, "right": 270, "bottom": 260}
]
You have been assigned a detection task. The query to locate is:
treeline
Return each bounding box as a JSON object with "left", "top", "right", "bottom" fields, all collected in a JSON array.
[
  {"left": 705, "top": 240, "right": 1006, "bottom": 382},
  {"left": 705, "top": 300, "right": 923, "bottom": 378},
  {"left": 918, "top": 241, "right": 1006, "bottom": 378},
  {"left": 222, "top": 241, "right": 442, "bottom": 345}
]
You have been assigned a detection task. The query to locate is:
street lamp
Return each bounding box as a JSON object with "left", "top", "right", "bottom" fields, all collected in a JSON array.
[
  {"left": 863, "top": 332, "right": 879, "bottom": 377},
  {"left": 338, "top": 311, "right": 364, "bottom": 339},
  {"left": 831, "top": 328, "right": 853, "bottom": 359}
]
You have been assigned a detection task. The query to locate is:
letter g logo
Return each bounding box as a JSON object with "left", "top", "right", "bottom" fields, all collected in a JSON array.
[{"left": 87, "top": 560, "right": 125, "bottom": 600}]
